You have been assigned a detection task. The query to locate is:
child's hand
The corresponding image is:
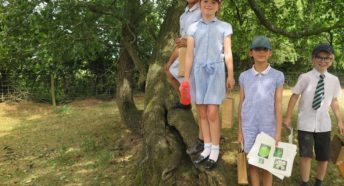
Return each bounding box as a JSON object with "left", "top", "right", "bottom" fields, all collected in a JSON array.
[
  {"left": 284, "top": 117, "right": 292, "bottom": 128},
  {"left": 275, "top": 133, "right": 281, "bottom": 146},
  {"left": 226, "top": 76, "right": 235, "bottom": 90},
  {"left": 338, "top": 123, "right": 344, "bottom": 135},
  {"left": 175, "top": 37, "right": 187, "bottom": 48}
]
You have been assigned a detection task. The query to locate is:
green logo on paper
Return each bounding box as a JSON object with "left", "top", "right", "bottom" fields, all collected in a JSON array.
[
  {"left": 274, "top": 147, "right": 283, "bottom": 158},
  {"left": 258, "top": 144, "right": 271, "bottom": 159}
]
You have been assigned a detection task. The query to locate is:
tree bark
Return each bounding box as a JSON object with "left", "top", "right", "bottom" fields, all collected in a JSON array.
[
  {"left": 115, "top": 0, "right": 143, "bottom": 134},
  {"left": 50, "top": 73, "right": 56, "bottom": 106},
  {"left": 116, "top": 46, "right": 142, "bottom": 134}
]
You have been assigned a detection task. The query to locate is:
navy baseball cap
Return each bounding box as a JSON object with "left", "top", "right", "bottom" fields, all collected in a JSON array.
[
  {"left": 312, "top": 44, "right": 334, "bottom": 56},
  {"left": 250, "top": 36, "right": 272, "bottom": 50}
]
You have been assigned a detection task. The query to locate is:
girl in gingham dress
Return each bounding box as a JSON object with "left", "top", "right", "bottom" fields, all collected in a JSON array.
[
  {"left": 183, "top": 0, "right": 235, "bottom": 170},
  {"left": 238, "top": 36, "right": 284, "bottom": 185}
]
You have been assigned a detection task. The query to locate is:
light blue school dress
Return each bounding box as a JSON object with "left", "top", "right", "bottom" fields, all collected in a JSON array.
[
  {"left": 239, "top": 66, "right": 284, "bottom": 153},
  {"left": 186, "top": 17, "right": 233, "bottom": 104},
  {"left": 169, "top": 4, "right": 201, "bottom": 83}
]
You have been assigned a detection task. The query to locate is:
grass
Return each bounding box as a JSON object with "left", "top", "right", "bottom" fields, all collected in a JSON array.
[
  {"left": 0, "top": 90, "right": 344, "bottom": 185},
  {"left": 0, "top": 99, "right": 141, "bottom": 185}
]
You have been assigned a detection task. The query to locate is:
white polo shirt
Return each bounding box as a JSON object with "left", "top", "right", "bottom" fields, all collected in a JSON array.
[{"left": 293, "top": 69, "right": 342, "bottom": 132}]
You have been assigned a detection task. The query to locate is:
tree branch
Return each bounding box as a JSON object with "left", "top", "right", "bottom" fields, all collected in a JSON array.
[
  {"left": 230, "top": 0, "right": 244, "bottom": 25},
  {"left": 247, "top": 0, "right": 344, "bottom": 38},
  {"left": 78, "top": 2, "right": 114, "bottom": 16},
  {"left": 121, "top": 37, "right": 146, "bottom": 85}
]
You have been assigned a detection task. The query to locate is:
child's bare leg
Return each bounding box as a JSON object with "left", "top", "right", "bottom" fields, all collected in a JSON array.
[
  {"left": 198, "top": 105, "right": 210, "bottom": 143},
  {"left": 196, "top": 108, "right": 204, "bottom": 140},
  {"left": 206, "top": 104, "right": 220, "bottom": 162},
  {"left": 207, "top": 105, "right": 220, "bottom": 145},
  {"left": 262, "top": 169, "right": 272, "bottom": 186},
  {"left": 165, "top": 69, "right": 181, "bottom": 97},
  {"left": 300, "top": 157, "right": 312, "bottom": 182},
  {"left": 198, "top": 105, "right": 211, "bottom": 157},
  {"left": 249, "top": 165, "right": 260, "bottom": 186},
  {"left": 316, "top": 161, "right": 328, "bottom": 181}
]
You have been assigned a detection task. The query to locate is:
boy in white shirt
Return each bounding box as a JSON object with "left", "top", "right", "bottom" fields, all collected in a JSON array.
[{"left": 284, "top": 44, "right": 344, "bottom": 186}]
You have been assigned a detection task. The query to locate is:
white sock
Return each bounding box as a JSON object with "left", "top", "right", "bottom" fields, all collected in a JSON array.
[
  {"left": 209, "top": 144, "right": 220, "bottom": 161},
  {"left": 200, "top": 143, "right": 212, "bottom": 157}
]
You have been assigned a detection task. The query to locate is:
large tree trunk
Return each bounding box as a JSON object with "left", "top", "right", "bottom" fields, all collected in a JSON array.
[
  {"left": 115, "top": 0, "right": 143, "bottom": 134},
  {"left": 116, "top": 47, "right": 142, "bottom": 134},
  {"left": 140, "top": 1, "right": 237, "bottom": 185}
]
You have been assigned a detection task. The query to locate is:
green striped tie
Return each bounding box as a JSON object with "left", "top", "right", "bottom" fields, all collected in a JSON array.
[{"left": 312, "top": 74, "right": 325, "bottom": 110}]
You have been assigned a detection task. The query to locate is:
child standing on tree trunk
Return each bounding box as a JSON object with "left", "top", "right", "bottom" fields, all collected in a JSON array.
[
  {"left": 284, "top": 44, "right": 344, "bottom": 186},
  {"left": 163, "top": 0, "right": 205, "bottom": 156},
  {"left": 183, "top": 0, "right": 235, "bottom": 170},
  {"left": 238, "top": 36, "right": 284, "bottom": 185}
]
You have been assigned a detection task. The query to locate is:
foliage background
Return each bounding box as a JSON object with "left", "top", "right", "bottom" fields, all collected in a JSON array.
[{"left": 0, "top": 0, "right": 343, "bottom": 102}]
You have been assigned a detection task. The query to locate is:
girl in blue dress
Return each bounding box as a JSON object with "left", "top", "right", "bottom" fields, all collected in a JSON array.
[
  {"left": 238, "top": 36, "right": 284, "bottom": 185},
  {"left": 183, "top": 0, "right": 235, "bottom": 170},
  {"left": 164, "top": 0, "right": 205, "bottom": 155}
]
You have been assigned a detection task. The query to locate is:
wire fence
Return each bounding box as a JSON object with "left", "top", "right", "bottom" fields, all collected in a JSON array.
[
  {"left": 2, "top": 72, "right": 344, "bottom": 104},
  {"left": 0, "top": 72, "right": 116, "bottom": 103}
]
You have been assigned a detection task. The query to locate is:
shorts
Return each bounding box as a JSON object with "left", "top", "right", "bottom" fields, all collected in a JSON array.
[
  {"left": 298, "top": 130, "right": 331, "bottom": 161},
  {"left": 169, "top": 59, "right": 183, "bottom": 83}
]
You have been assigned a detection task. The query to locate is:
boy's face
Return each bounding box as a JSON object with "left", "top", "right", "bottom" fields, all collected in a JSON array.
[
  {"left": 312, "top": 51, "right": 333, "bottom": 73},
  {"left": 249, "top": 48, "right": 272, "bottom": 64}
]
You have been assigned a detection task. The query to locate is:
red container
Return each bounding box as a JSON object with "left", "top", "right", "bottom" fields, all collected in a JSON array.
[{"left": 180, "top": 81, "right": 191, "bottom": 105}]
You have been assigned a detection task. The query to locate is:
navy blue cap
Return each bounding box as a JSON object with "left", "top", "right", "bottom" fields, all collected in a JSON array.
[
  {"left": 250, "top": 36, "right": 272, "bottom": 50},
  {"left": 312, "top": 44, "right": 334, "bottom": 56}
]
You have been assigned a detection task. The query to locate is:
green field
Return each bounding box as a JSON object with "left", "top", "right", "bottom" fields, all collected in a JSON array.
[{"left": 0, "top": 90, "right": 344, "bottom": 185}]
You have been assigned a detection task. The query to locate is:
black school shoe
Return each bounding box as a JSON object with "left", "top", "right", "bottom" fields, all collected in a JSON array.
[
  {"left": 172, "top": 102, "right": 192, "bottom": 110},
  {"left": 204, "top": 159, "right": 217, "bottom": 170},
  {"left": 186, "top": 139, "right": 204, "bottom": 155},
  {"left": 193, "top": 155, "right": 209, "bottom": 164}
]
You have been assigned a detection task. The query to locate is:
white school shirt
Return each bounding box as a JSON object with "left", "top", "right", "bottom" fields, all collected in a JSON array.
[{"left": 292, "top": 69, "right": 342, "bottom": 132}]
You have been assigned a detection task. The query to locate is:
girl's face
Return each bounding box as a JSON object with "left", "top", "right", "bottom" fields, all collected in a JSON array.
[
  {"left": 200, "top": 0, "right": 219, "bottom": 17},
  {"left": 249, "top": 48, "right": 272, "bottom": 63}
]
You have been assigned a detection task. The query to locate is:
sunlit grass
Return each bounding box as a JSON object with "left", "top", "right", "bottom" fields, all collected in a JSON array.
[{"left": 0, "top": 99, "right": 141, "bottom": 185}]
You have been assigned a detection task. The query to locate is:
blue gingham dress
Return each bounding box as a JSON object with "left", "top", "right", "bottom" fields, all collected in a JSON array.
[
  {"left": 239, "top": 66, "right": 284, "bottom": 153},
  {"left": 169, "top": 4, "right": 201, "bottom": 83},
  {"left": 187, "top": 17, "right": 233, "bottom": 104}
]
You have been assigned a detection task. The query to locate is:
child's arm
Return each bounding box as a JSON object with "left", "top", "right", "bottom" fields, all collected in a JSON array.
[
  {"left": 284, "top": 94, "right": 300, "bottom": 128},
  {"left": 237, "top": 86, "right": 244, "bottom": 144},
  {"left": 183, "top": 36, "right": 195, "bottom": 82},
  {"left": 275, "top": 86, "right": 283, "bottom": 144},
  {"left": 331, "top": 98, "right": 344, "bottom": 135},
  {"left": 224, "top": 36, "right": 235, "bottom": 90},
  {"left": 176, "top": 37, "right": 187, "bottom": 48}
]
